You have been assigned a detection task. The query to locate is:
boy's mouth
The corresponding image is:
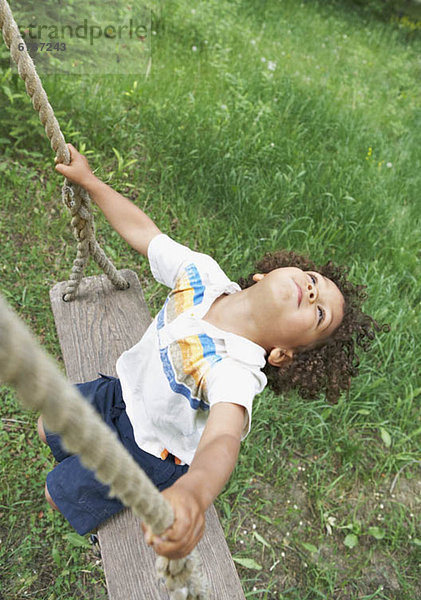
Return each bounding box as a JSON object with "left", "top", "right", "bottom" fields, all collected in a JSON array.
[{"left": 294, "top": 280, "right": 302, "bottom": 307}]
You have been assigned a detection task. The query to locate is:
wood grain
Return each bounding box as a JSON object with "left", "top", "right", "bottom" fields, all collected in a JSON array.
[{"left": 50, "top": 270, "right": 245, "bottom": 599}]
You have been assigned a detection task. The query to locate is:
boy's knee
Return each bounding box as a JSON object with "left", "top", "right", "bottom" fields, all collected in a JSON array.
[
  {"left": 37, "top": 415, "right": 47, "bottom": 443},
  {"left": 45, "top": 483, "right": 59, "bottom": 511}
]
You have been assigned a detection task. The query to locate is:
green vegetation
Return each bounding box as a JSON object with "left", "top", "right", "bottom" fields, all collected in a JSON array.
[{"left": 1, "top": 0, "right": 420, "bottom": 598}]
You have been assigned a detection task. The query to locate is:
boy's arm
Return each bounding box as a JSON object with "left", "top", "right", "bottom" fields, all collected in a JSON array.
[
  {"left": 144, "top": 402, "right": 245, "bottom": 559},
  {"left": 55, "top": 144, "right": 161, "bottom": 256}
]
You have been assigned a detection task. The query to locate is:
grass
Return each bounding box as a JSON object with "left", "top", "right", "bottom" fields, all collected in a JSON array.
[{"left": 1, "top": 0, "right": 420, "bottom": 598}]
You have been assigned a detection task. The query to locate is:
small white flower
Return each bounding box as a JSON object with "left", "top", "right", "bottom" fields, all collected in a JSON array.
[
  {"left": 387, "top": 162, "right": 393, "bottom": 168},
  {"left": 204, "top": 39, "right": 208, "bottom": 45},
  {"left": 251, "top": 39, "right": 256, "bottom": 45},
  {"left": 152, "top": 31, "right": 157, "bottom": 36},
  {"left": 281, "top": 551, "right": 286, "bottom": 557},
  {"left": 252, "top": 523, "right": 257, "bottom": 529},
  {"left": 239, "top": 540, "right": 244, "bottom": 545},
  {"left": 293, "top": 504, "right": 298, "bottom": 510},
  {"left": 243, "top": 529, "right": 248, "bottom": 535},
  {"left": 261, "top": 56, "right": 266, "bottom": 62},
  {"left": 270, "top": 142, "right": 275, "bottom": 147},
  {"left": 268, "top": 60, "right": 276, "bottom": 71},
  {"left": 343, "top": 34, "right": 348, "bottom": 39},
  {"left": 282, "top": 51, "right": 286, "bottom": 56},
  {"left": 326, "top": 516, "right": 336, "bottom": 535},
  {"left": 192, "top": 45, "right": 197, "bottom": 52},
  {"left": 380, "top": 504, "right": 384, "bottom": 509},
  {"left": 191, "top": 9, "right": 196, "bottom": 14},
  {"left": 220, "top": 104, "right": 228, "bottom": 110}
]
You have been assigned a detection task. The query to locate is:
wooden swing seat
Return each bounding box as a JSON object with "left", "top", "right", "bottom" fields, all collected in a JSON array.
[{"left": 50, "top": 269, "right": 246, "bottom": 599}]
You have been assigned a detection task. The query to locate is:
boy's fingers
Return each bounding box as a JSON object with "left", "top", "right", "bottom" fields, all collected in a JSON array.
[
  {"left": 64, "top": 143, "right": 76, "bottom": 161},
  {"left": 55, "top": 149, "right": 73, "bottom": 167},
  {"left": 141, "top": 523, "right": 155, "bottom": 545},
  {"left": 152, "top": 526, "right": 202, "bottom": 559},
  {"left": 163, "top": 510, "right": 192, "bottom": 542},
  {"left": 152, "top": 513, "right": 205, "bottom": 558},
  {"left": 55, "top": 163, "right": 67, "bottom": 174}
]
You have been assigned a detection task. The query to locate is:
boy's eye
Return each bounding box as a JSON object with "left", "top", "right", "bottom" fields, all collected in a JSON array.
[
  {"left": 317, "top": 306, "right": 324, "bottom": 325},
  {"left": 309, "top": 274, "right": 317, "bottom": 285}
]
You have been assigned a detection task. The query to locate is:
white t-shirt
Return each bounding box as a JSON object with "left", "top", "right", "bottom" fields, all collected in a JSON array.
[{"left": 116, "top": 234, "right": 267, "bottom": 465}]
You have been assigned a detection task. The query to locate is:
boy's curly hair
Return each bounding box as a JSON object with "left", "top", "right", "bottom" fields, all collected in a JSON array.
[{"left": 238, "top": 251, "right": 389, "bottom": 403}]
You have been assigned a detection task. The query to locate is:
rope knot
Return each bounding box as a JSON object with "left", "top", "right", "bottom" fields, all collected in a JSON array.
[{"left": 62, "top": 183, "right": 78, "bottom": 211}]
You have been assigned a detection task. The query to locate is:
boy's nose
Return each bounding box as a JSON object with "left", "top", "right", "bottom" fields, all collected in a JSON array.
[{"left": 307, "top": 282, "right": 318, "bottom": 303}]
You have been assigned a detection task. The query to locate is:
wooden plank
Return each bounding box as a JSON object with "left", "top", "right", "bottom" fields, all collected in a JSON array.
[
  {"left": 50, "top": 270, "right": 151, "bottom": 382},
  {"left": 50, "top": 270, "right": 246, "bottom": 600},
  {"left": 99, "top": 505, "right": 246, "bottom": 600}
]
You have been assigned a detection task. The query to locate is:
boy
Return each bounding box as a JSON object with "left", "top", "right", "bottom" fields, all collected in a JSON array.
[{"left": 38, "top": 143, "right": 382, "bottom": 560}]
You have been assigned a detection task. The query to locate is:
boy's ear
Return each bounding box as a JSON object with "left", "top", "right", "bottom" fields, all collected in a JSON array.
[
  {"left": 267, "top": 347, "right": 294, "bottom": 368},
  {"left": 252, "top": 273, "right": 265, "bottom": 282}
]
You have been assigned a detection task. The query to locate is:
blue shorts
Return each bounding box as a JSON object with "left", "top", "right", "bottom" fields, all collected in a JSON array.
[{"left": 45, "top": 374, "right": 189, "bottom": 535}]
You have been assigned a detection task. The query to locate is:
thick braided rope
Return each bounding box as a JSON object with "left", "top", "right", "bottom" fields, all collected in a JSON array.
[
  {"left": 0, "top": 0, "right": 129, "bottom": 301},
  {"left": 0, "top": 293, "right": 209, "bottom": 599}
]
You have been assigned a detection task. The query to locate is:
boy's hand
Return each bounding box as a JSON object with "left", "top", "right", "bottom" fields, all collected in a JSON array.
[
  {"left": 142, "top": 481, "right": 205, "bottom": 559},
  {"left": 55, "top": 143, "right": 97, "bottom": 190},
  {"left": 141, "top": 403, "right": 245, "bottom": 559}
]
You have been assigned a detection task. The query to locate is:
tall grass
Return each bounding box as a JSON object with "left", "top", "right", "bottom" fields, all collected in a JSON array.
[{"left": 1, "top": 0, "right": 420, "bottom": 598}]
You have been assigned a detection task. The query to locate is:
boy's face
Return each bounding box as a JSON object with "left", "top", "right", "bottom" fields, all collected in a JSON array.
[{"left": 252, "top": 267, "right": 344, "bottom": 362}]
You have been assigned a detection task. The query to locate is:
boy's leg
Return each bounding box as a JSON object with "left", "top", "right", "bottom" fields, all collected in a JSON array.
[
  {"left": 40, "top": 416, "right": 59, "bottom": 511},
  {"left": 45, "top": 482, "right": 58, "bottom": 511},
  {"left": 39, "top": 374, "right": 117, "bottom": 464},
  {"left": 37, "top": 415, "right": 47, "bottom": 443},
  {"left": 41, "top": 374, "right": 190, "bottom": 534},
  {"left": 45, "top": 453, "right": 126, "bottom": 535},
  {"left": 44, "top": 450, "right": 189, "bottom": 535},
  {"left": 38, "top": 418, "right": 59, "bottom": 511},
  {"left": 41, "top": 374, "right": 129, "bottom": 534}
]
